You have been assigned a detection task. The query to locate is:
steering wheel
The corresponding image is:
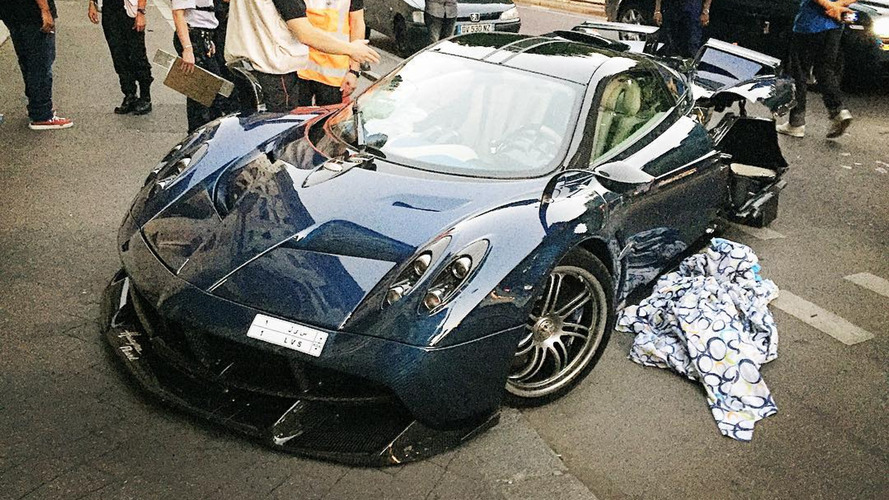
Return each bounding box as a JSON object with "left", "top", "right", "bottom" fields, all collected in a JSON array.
[{"left": 492, "top": 124, "right": 562, "bottom": 165}]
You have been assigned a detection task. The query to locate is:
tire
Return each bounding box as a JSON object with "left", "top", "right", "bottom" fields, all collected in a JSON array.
[
  {"left": 617, "top": 0, "right": 651, "bottom": 26},
  {"left": 503, "top": 249, "right": 614, "bottom": 407}
]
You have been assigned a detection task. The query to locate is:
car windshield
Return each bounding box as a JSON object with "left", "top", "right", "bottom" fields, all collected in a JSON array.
[{"left": 326, "top": 52, "right": 582, "bottom": 178}]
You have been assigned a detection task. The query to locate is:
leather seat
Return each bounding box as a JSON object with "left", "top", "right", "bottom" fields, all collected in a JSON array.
[{"left": 592, "top": 76, "right": 643, "bottom": 160}]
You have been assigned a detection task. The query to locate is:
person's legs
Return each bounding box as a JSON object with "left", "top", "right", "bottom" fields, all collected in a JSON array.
[
  {"left": 440, "top": 16, "right": 457, "bottom": 40},
  {"left": 425, "top": 13, "right": 444, "bottom": 44},
  {"left": 787, "top": 31, "right": 813, "bottom": 128},
  {"left": 296, "top": 76, "right": 316, "bottom": 107},
  {"left": 127, "top": 21, "right": 154, "bottom": 105},
  {"left": 254, "top": 71, "right": 300, "bottom": 113},
  {"left": 102, "top": 8, "right": 137, "bottom": 98},
  {"left": 8, "top": 23, "right": 56, "bottom": 122},
  {"left": 813, "top": 28, "right": 845, "bottom": 118},
  {"left": 682, "top": 2, "right": 703, "bottom": 58},
  {"left": 313, "top": 82, "right": 343, "bottom": 106}
]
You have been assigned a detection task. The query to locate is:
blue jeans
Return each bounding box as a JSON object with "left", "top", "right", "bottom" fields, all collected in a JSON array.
[{"left": 8, "top": 23, "right": 56, "bottom": 122}]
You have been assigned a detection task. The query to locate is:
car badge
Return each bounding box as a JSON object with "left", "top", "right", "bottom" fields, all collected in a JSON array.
[{"left": 470, "top": 13, "right": 481, "bottom": 23}]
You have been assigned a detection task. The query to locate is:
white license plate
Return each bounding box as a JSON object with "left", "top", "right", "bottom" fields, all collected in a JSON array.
[
  {"left": 458, "top": 23, "right": 495, "bottom": 35},
  {"left": 247, "top": 314, "right": 328, "bottom": 357}
]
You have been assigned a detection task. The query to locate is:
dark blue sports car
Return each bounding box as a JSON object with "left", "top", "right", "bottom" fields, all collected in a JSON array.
[{"left": 103, "top": 26, "right": 793, "bottom": 465}]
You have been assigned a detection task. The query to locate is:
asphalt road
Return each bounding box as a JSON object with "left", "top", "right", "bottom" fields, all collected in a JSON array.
[{"left": 1, "top": 1, "right": 887, "bottom": 499}]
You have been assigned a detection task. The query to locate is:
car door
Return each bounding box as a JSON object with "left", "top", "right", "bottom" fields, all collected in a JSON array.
[{"left": 586, "top": 68, "right": 727, "bottom": 299}]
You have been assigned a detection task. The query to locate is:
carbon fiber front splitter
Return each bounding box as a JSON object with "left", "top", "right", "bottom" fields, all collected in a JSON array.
[{"left": 101, "top": 271, "right": 498, "bottom": 465}]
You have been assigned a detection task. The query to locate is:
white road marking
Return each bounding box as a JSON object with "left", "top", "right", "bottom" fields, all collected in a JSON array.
[
  {"left": 152, "top": 0, "right": 175, "bottom": 28},
  {"left": 845, "top": 272, "right": 889, "bottom": 300},
  {"left": 772, "top": 290, "right": 875, "bottom": 346},
  {"left": 729, "top": 223, "right": 786, "bottom": 240}
]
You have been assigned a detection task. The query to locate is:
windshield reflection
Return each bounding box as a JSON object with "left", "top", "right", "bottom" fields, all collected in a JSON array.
[{"left": 327, "top": 52, "right": 581, "bottom": 178}]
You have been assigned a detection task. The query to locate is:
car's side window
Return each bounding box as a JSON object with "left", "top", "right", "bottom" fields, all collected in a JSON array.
[{"left": 588, "top": 70, "right": 675, "bottom": 165}]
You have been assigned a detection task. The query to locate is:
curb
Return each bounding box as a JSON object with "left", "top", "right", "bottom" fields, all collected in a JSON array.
[
  {"left": 514, "top": 0, "right": 606, "bottom": 18},
  {"left": 0, "top": 21, "right": 9, "bottom": 46}
]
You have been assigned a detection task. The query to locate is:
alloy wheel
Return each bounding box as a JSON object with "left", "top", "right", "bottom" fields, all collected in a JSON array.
[{"left": 506, "top": 265, "right": 608, "bottom": 399}]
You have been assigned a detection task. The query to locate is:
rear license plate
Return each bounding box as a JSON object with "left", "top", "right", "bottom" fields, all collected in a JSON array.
[
  {"left": 247, "top": 314, "right": 328, "bottom": 357},
  {"left": 457, "top": 23, "right": 494, "bottom": 34}
]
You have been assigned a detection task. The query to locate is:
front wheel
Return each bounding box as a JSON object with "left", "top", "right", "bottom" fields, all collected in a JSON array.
[{"left": 504, "top": 249, "right": 614, "bottom": 407}]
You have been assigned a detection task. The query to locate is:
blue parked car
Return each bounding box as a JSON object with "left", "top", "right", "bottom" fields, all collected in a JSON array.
[{"left": 103, "top": 27, "right": 792, "bottom": 465}]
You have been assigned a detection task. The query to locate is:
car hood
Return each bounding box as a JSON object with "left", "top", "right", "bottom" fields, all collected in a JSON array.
[{"left": 139, "top": 137, "right": 542, "bottom": 328}]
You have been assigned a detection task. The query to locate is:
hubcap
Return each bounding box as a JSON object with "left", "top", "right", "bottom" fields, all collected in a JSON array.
[{"left": 507, "top": 266, "right": 608, "bottom": 398}]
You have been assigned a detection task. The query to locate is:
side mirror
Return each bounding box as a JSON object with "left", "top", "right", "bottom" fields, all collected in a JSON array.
[
  {"left": 593, "top": 161, "right": 654, "bottom": 186},
  {"left": 541, "top": 169, "right": 596, "bottom": 204}
]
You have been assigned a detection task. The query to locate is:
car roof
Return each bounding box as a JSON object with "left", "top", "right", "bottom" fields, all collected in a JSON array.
[{"left": 429, "top": 32, "right": 643, "bottom": 85}]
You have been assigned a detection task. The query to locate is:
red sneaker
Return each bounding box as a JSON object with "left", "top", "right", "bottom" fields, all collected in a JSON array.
[{"left": 29, "top": 113, "right": 74, "bottom": 130}]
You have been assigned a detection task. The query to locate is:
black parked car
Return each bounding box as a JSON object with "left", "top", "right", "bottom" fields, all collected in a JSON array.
[
  {"left": 606, "top": 0, "right": 889, "bottom": 86},
  {"left": 365, "top": 0, "right": 521, "bottom": 56}
]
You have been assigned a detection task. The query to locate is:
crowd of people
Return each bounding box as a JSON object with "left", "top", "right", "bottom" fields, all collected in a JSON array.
[{"left": 0, "top": 0, "right": 857, "bottom": 138}]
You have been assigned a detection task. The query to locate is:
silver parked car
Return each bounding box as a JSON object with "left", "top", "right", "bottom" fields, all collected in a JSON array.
[{"left": 365, "top": 0, "right": 521, "bottom": 56}]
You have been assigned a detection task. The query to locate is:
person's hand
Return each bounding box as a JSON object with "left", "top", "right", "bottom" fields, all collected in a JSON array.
[
  {"left": 347, "top": 40, "right": 380, "bottom": 65},
  {"left": 40, "top": 8, "right": 55, "bottom": 33},
  {"left": 653, "top": 10, "right": 662, "bottom": 26},
  {"left": 180, "top": 47, "right": 196, "bottom": 74},
  {"left": 825, "top": 4, "right": 852, "bottom": 22},
  {"left": 88, "top": 1, "right": 99, "bottom": 24},
  {"left": 700, "top": 10, "right": 710, "bottom": 26},
  {"left": 341, "top": 71, "right": 358, "bottom": 98},
  {"left": 134, "top": 12, "right": 146, "bottom": 31}
]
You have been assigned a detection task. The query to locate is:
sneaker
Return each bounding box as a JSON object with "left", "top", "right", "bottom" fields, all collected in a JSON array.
[
  {"left": 29, "top": 113, "right": 74, "bottom": 130},
  {"left": 114, "top": 95, "right": 138, "bottom": 114},
  {"left": 131, "top": 98, "right": 152, "bottom": 115},
  {"left": 827, "top": 109, "right": 853, "bottom": 139},
  {"left": 776, "top": 122, "right": 805, "bottom": 138}
]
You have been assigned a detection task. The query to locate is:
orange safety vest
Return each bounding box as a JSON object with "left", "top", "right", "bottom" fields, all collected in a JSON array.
[{"left": 299, "top": 0, "right": 353, "bottom": 87}]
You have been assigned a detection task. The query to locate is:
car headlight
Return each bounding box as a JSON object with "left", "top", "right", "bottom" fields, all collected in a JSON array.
[
  {"left": 412, "top": 10, "right": 425, "bottom": 23},
  {"left": 872, "top": 17, "right": 889, "bottom": 38},
  {"left": 382, "top": 237, "right": 451, "bottom": 307},
  {"left": 420, "top": 239, "right": 489, "bottom": 313},
  {"left": 499, "top": 6, "right": 519, "bottom": 21}
]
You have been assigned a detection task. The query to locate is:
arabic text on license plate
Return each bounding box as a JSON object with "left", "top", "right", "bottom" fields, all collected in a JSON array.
[
  {"left": 458, "top": 23, "right": 494, "bottom": 34},
  {"left": 247, "top": 314, "right": 328, "bottom": 357}
]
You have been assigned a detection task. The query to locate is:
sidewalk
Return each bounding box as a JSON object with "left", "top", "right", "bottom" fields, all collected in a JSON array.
[{"left": 0, "top": 1, "right": 597, "bottom": 498}]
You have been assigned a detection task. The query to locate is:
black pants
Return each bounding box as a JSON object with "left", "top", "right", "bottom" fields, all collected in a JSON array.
[
  {"left": 7, "top": 23, "right": 55, "bottom": 122},
  {"left": 297, "top": 77, "right": 343, "bottom": 106},
  {"left": 249, "top": 71, "right": 300, "bottom": 113},
  {"left": 662, "top": 3, "right": 703, "bottom": 59},
  {"left": 102, "top": 1, "right": 153, "bottom": 98},
  {"left": 788, "top": 28, "right": 845, "bottom": 127},
  {"left": 174, "top": 29, "right": 224, "bottom": 132},
  {"left": 425, "top": 13, "right": 456, "bottom": 44}
]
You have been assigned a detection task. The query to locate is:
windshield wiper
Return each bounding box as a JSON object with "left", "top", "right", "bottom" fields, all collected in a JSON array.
[{"left": 352, "top": 100, "right": 366, "bottom": 150}]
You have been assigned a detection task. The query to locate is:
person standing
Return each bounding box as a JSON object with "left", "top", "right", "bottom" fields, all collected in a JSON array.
[
  {"left": 297, "top": 0, "right": 365, "bottom": 106},
  {"left": 88, "top": 0, "right": 154, "bottom": 114},
  {"left": 653, "top": 0, "right": 712, "bottom": 59},
  {"left": 424, "top": 0, "right": 457, "bottom": 45},
  {"left": 171, "top": 0, "right": 224, "bottom": 132},
  {"left": 224, "top": 0, "right": 379, "bottom": 113},
  {"left": 0, "top": 0, "right": 73, "bottom": 129},
  {"left": 777, "top": 0, "right": 855, "bottom": 139}
]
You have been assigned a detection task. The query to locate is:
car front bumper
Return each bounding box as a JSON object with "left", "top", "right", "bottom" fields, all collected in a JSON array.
[{"left": 103, "top": 231, "right": 522, "bottom": 464}]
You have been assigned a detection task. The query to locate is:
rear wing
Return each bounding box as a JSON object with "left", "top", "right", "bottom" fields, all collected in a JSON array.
[{"left": 568, "top": 21, "right": 662, "bottom": 54}]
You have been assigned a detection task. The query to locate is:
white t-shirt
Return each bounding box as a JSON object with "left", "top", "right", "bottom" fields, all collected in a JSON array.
[{"left": 171, "top": 0, "right": 219, "bottom": 29}]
